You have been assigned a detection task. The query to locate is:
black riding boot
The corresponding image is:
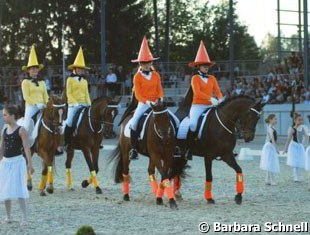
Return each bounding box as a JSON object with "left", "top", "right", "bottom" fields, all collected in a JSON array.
[
  {"left": 64, "top": 126, "right": 73, "bottom": 150},
  {"left": 129, "top": 129, "right": 139, "bottom": 160},
  {"left": 186, "top": 130, "right": 196, "bottom": 160}
]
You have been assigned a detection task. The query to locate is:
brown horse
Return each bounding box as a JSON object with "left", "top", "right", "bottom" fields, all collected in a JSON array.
[
  {"left": 174, "top": 95, "right": 265, "bottom": 204},
  {"left": 26, "top": 95, "right": 66, "bottom": 196},
  {"left": 65, "top": 96, "right": 120, "bottom": 194},
  {"left": 109, "top": 101, "right": 186, "bottom": 209}
]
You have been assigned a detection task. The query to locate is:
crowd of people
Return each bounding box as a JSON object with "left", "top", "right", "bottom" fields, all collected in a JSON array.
[{"left": 228, "top": 52, "right": 310, "bottom": 104}]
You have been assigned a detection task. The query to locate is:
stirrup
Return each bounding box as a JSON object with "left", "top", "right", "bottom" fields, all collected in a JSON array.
[
  {"left": 185, "top": 149, "right": 193, "bottom": 160},
  {"left": 129, "top": 148, "right": 138, "bottom": 160}
]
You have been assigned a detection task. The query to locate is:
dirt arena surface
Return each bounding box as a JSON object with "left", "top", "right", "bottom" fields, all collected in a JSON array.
[{"left": 0, "top": 136, "right": 309, "bottom": 235}]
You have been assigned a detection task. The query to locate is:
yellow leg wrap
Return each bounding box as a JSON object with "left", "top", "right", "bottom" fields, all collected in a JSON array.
[
  {"left": 39, "top": 175, "right": 47, "bottom": 190},
  {"left": 66, "top": 168, "right": 73, "bottom": 189},
  {"left": 87, "top": 177, "right": 93, "bottom": 184},
  {"left": 149, "top": 174, "right": 156, "bottom": 182},
  {"left": 27, "top": 173, "right": 32, "bottom": 181},
  {"left": 47, "top": 166, "right": 54, "bottom": 184},
  {"left": 90, "top": 171, "right": 99, "bottom": 188}
]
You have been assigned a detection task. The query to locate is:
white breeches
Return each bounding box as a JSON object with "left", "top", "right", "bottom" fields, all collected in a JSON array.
[
  {"left": 130, "top": 102, "right": 149, "bottom": 131},
  {"left": 24, "top": 105, "right": 40, "bottom": 133},
  {"left": 189, "top": 104, "right": 211, "bottom": 132}
]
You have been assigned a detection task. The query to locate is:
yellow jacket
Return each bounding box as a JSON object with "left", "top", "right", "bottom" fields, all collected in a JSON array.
[
  {"left": 66, "top": 76, "right": 91, "bottom": 105},
  {"left": 21, "top": 79, "right": 49, "bottom": 105}
]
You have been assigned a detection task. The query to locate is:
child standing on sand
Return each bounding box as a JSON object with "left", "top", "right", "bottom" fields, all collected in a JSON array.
[
  {"left": 260, "top": 114, "right": 280, "bottom": 185},
  {"left": 0, "top": 105, "right": 34, "bottom": 225},
  {"left": 284, "top": 113, "right": 308, "bottom": 182}
]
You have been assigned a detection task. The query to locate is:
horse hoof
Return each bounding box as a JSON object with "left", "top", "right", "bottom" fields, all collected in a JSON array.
[
  {"left": 68, "top": 188, "right": 75, "bottom": 192},
  {"left": 123, "top": 194, "right": 130, "bottom": 201},
  {"left": 95, "top": 187, "right": 103, "bottom": 194},
  {"left": 169, "top": 199, "right": 178, "bottom": 209},
  {"left": 156, "top": 197, "right": 163, "bottom": 205},
  {"left": 27, "top": 185, "right": 33, "bottom": 191},
  {"left": 235, "top": 194, "right": 242, "bottom": 205},
  {"left": 46, "top": 188, "right": 54, "bottom": 194},
  {"left": 40, "top": 191, "right": 47, "bottom": 196},
  {"left": 207, "top": 199, "right": 215, "bottom": 204},
  {"left": 81, "top": 180, "right": 90, "bottom": 188}
]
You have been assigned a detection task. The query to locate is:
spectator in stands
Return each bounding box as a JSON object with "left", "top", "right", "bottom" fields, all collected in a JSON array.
[{"left": 105, "top": 67, "right": 117, "bottom": 97}]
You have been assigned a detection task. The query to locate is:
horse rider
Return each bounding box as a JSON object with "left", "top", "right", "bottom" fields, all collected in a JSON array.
[
  {"left": 180, "top": 41, "right": 223, "bottom": 159},
  {"left": 125, "top": 36, "right": 164, "bottom": 160},
  {"left": 21, "top": 45, "right": 49, "bottom": 137},
  {"left": 64, "top": 47, "right": 91, "bottom": 150}
]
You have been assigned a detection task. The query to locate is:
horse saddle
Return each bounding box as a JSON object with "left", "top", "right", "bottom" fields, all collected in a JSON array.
[
  {"left": 124, "top": 108, "right": 152, "bottom": 139},
  {"left": 177, "top": 107, "right": 213, "bottom": 140},
  {"left": 124, "top": 109, "right": 179, "bottom": 140},
  {"left": 72, "top": 107, "right": 88, "bottom": 136}
]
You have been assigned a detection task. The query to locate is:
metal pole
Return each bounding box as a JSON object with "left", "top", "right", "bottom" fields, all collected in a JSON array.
[
  {"left": 153, "top": 0, "right": 160, "bottom": 58},
  {"left": 62, "top": 25, "right": 66, "bottom": 87},
  {"left": 0, "top": 0, "right": 4, "bottom": 61},
  {"left": 304, "top": 0, "right": 309, "bottom": 87},
  {"left": 298, "top": 0, "right": 302, "bottom": 53},
  {"left": 165, "top": 0, "right": 170, "bottom": 63},
  {"left": 277, "top": 0, "right": 281, "bottom": 62},
  {"left": 229, "top": 0, "right": 234, "bottom": 88},
  {"left": 100, "top": 0, "right": 106, "bottom": 74}
]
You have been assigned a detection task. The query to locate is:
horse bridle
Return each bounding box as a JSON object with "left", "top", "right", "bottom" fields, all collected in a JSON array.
[
  {"left": 42, "top": 103, "right": 66, "bottom": 134},
  {"left": 88, "top": 105, "right": 118, "bottom": 133},
  {"left": 152, "top": 109, "right": 173, "bottom": 140},
  {"left": 216, "top": 107, "right": 261, "bottom": 135}
]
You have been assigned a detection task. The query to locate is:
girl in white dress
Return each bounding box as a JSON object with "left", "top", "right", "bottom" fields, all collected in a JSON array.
[
  {"left": 260, "top": 114, "right": 280, "bottom": 185},
  {"left": 284, "top": 113, "right": 308, "bottom": 182},
  {"left": 305, "top": 132, "right": 310, "bottom": 190},
  {"left": 0, "top": 105, "right": 34, "bottom": 225}
]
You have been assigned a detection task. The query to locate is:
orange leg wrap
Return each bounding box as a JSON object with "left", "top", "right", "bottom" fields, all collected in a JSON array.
[
  {"left": 205, "top": 181, "right": 213, "bottom": 200},
  {"left": 236, "top": 173, "right": 244, "bottom": 193},
  {"left": 173, "top": 176, "right": 181, "bottom": 193},
  {"left": 149, "top": 174, "right": 158, "bottom": 195},
  {"left": 123, "top": 174, "right": 130, "bottom": 195},
  {"left": 66, "top": 168, "right": 73, "bottom": 189},
  {"left": 156, "top": 182, "right": 165, "bottom": 198},
  {"left": 164, "top": 179, "right": 175, "bottom": 200}
]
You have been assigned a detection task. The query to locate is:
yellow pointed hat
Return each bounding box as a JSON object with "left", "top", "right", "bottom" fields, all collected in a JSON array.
[
  {"left": 22, "top": 45, "right": 44, "bottom": 72},
  {"left": 68, "top": 47, "right": 90, "bottom": 70}
]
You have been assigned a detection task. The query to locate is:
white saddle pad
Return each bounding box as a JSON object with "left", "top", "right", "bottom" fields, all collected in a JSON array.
[
  {"left": 177, "top": 108, "right": 212, "bottom": 140},
  {"left": 124, "top": 111, "right": 153, "bottom": 139}
]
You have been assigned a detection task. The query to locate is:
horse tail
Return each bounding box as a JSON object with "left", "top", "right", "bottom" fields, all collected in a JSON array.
[
  {"left": 107, "top": 142, "right": 123, "bottom": 183},
  {"left": 171, "top": 157, "right": 189, "bottom": 179}
]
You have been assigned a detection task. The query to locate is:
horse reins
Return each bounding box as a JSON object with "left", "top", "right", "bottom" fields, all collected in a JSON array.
[
  {"left": 215, "top": 107, "right": 261, "bottom": 135},
  {"left": 152, "top": 109, "right": 174, "bottom": 140},
  {"left": 88, "top": 104, "right": 118, "bottom": 134},
  {"left": 42, "top": 103, "right": 66, "bottom": 134}
]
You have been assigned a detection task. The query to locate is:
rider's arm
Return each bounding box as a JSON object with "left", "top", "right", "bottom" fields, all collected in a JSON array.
[
  {"left": 21, "top": 80, "right": 36, "bottom": 105},
  {"left": 66, "top": 78, "right": 78, "bottom": 105},
  {"left": 156, "top": 72, "right": 164, "bottom": 100},
  {"left": 85, "top": 81, "right": 91, "bottom": 105},
  {"left": 42, "top": 81, "right": 49, "bottom": 105},
  {"left": 211, "top": 76, "right": 223, "bottom": 99},
  {"left": 133, "top": 74, "right": 147, "bottom": 103}
]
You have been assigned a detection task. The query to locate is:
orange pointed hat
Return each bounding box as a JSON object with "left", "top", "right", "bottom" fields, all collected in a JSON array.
[
  {"left": 131, "top": 36, "right": 159, "bottom": 63},
  {"left": 188, "top": 41, "right": 215, "bottom": 67}
]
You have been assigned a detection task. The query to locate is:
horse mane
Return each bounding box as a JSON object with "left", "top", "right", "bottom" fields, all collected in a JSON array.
[{"left": 217, "top": 95, "right": 255, "bottom": 108}]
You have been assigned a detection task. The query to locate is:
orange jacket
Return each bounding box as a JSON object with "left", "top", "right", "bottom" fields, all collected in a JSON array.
[
  {"left": 133, "top": 71, "right": 164, "bottom": 103},
  {"left": 191, "top": 74, "right": 223, "bottom": 105}
]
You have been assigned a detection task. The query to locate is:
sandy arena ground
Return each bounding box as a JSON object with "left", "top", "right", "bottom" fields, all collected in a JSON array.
[{"left": 0, "top": 136, "right": 309, "bottom": 235}]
